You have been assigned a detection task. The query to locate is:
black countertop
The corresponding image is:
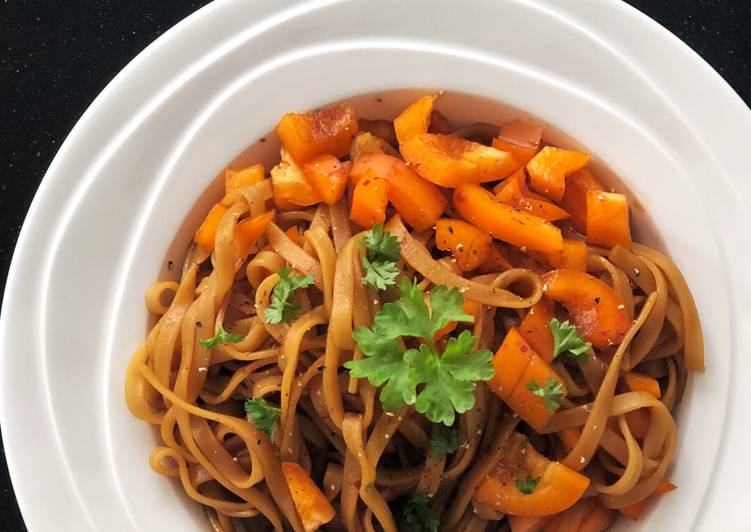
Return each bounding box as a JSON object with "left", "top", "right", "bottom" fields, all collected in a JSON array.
[{"left": 1, "top": 1, "right": 749, "bottom": 530}]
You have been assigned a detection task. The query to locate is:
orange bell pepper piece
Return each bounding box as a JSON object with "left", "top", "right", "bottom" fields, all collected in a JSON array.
[
  {"left": 234, "top": 212, "right": 274, "bottom": 258},
  {"left": 526, "top": 146, "right": 590, "bottom": 202},
  {"left": 542, "top": 269, "right": 631, "bottom": 350},
  {"left": 196, "top": 205, "right": 272, "bottom": 257},
  {"left": 558, "top": 168, "right": 604, "bottom": 233},
  {"left": 474, "top": 437, "right": 589, "bottom": 517},
  {"left": 394, "top": 94, "right": 519, "bottom": 187},
  {"left": 543, "top": 238, "right": 588, "bottom": 271},
  {"left": 281, "top": 461, "right": 336, "bottom": 531},
  {"left": 453, "top": 183, "right": 564, "bottom": 255},
  {"left": 224, "top": 163, "right": 265, "bottom": 194},
  {"left": 303, "top": 154, "right": 350, "bottom": 205},
  {"left": 435, "top": 218, "right": 492, "bottom": 271},
  {"left": 488, "top": 327, "right": 567, "bottom": 431},
  {"left": 619, "top": 480, "right": 676, "bottom": 521},
  {"left": 492, "top": 119, "right": 544, "bottom": 166},
  {"left": 350, "top": 175, "right": 389, "bottom": 229},
  {"left": 400, "top": 133, "right": 519, "bottom": 187},
  {"left": 393, "top": 93, "right": 439, "bottom": 144},
  {"left": 386, "top": 157, "right": 447, "bottom": 231},
  {"left": 623, "top": 372, "right": 661, "bottom": 399},
  {"left": 195, "top": 203, "right": 229, "bottom": 252},
  {"left": 276, "top": 103, "right": 358, "bottom": 163},
  {"left": 586, "top": 190, "right": 631, "bottom": 249},
  {"left": 519, "top": 300, "right": 555, "bottom": 363},
  {"left": 271, "top": 150, "right": 323, "bottom": 207},
  {"left": 494, "top": 170, "right": 570, "bottom": 222},
  {"left": 349, "top": 152, "right": 395, "bottom": 185}
]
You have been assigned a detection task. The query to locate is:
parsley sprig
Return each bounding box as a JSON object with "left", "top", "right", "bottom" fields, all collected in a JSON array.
[
  {"left": 397, "top": 493, "right": 440, "bottom": 532},
  {"left": 526, "top": 376, "right": 565, "bottom": 413},
  {"left": 550, "top": 318, "right": 591, "bottom": 363},
  {"left": 430, "top": 425, "right": 460, "bottom": 456},
  {"left": 244, "top": 397, "right": 281, "bottom": 439},
  {"left": 264, "top": 268, "right": 315, "bottom": 324},
  {"left": 198, "top": 324, "right": 244, "bottom": 349},
  {"left": 360, "top": 224, "right": 401, "bottom": 290},
  {"left": 515, "top": 475, "right": 541, "bottom": 495},
  {"left": 344, "top": 278, "right": 494, "bottom": 426}
]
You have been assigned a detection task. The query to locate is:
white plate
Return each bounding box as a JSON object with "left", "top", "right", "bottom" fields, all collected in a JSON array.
[{"left": 2, "top": 0, "right": 750, "bottom": 530}]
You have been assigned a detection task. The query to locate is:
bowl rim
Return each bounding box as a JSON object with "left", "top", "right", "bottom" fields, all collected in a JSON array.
[{"left": 2, "top": 1, "right": 750, "bottom": 530}]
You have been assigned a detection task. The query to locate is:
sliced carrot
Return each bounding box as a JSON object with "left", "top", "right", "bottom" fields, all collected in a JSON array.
[
  {"left": 519, "top": 300, "right": 555, "bottom": 363},
  {"left": 474, "top": 438, "right": 589, "bottom": 517},
  {"left": 194, "top": 203, "right": 229, "bottom": 252},
  {"left": 479, "top": 242, "right": 513, "bottom": 273},
  {"left": 542, "top": 269, "right": 631, "bottom": 350},
  {"left": 543, "top": 239, "right": 588, "bottom": 272},
  {"left": 281, "top": 461, "right": 336, "bottom": 531},
  {"left": 586, "top": 190, "right": 631, "bottom": 249},
  {"left": 623, "top": 372, "right": 661, "bottom": 399},
  {"left": 400, "top": 133, "right": 519, "bottom": 187},
  {"left": 494, "top": 170, "right": 570, "bottom": 222},
  {"left": 435, "top": 218, "right": 492, "bottom": 271},
  {"left": 350, "top": 175, "right": 389, "bottom": 229},
  {"left": 234, "top": 212, "right": 274, "bottom": 258},
  {"left": 492, "top": 119, "right": 544, "bottom": 166},
  {"left": 386, "top": 157, "right": 447, "bottom": 231},
  {"left": 578, "top": 500, "right": 616, "bottom": 532},
  {"left": 526, "top": 146, "right": 590, "bottom": 202},
  {"left": 619, "top": 480, "right": 676, "bottom": 521},
  {"left": 453, "top": 183, "right": 564, "bottom": 254},
  {"left": 559, "top": 168, "right": 604, "bottom": 233},
  {"left": 393, "top": 93, "right": 439, "bottom": 144},
  {"left": 271, "top": 150, "right": 322, "bottom": 207},
  {"left": 225, "top": 163, "right": 265, "bottom": 194},
  {"left": 303, "top": 154, "right": 350, "bottom": 205},
  {"left": 276, "top": 103, "right": 358, "bottom": 163}
]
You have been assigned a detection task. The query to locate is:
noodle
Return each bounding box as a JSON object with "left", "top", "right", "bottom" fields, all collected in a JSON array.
[{"left": 125, "top": 96, "right": 703, "bottom": 531}]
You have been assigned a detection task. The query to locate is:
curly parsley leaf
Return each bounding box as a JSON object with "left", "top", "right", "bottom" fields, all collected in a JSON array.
[
  {"left": 244, "top": 397, "right": 281, "bottom": 439},
  {"left": 515, "top": 475, "right": 541, "bottom": 495},
  {"left": 550, "top": 318, "right": 592, "bottom": 363},
  {"left": 346, "top": 329, "right": 418, "bottom": 412},
  {"left": 526, "top": 376, "right": 565, "bottom": 413},
  {"left": 361, "top": 224, "right": 401, "bottom": 290},
  {"left": 264, "top": 268, "right": 315, "bottom": 324},
  {"left": 407, "top": 332, "right": 494, "bottom": 426},
  {"left": 430, "top": 425, "right": 460, "bottom": 456},
  {"left": 198, "top": 324, "right": 244, "bottom": 349},
  {"left": 346, "top": 279, "right": 493, "bottom": 426},
  {"left": 397, "top": 493, "right": 440, "bottom": 532}
]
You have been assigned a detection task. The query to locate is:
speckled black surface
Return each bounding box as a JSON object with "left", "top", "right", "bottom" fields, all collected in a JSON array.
[{"left": 0, "top": 1, "right": 749, "bottom": 530}]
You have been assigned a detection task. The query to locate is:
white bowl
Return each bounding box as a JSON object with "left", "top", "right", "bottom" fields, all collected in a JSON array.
[{"left": 2, "top": 0, "right": 751, "bottom": 530}]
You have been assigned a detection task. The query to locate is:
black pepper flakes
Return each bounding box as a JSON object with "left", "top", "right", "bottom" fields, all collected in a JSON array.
[
  {"left": 167, "top": 260, "right": 174, "bottom": 271},
  {"left": 195, "top": 321, "right": 203, "bottom": 328},
  {"left": 594, "top": 297, "right": 601, "bottom": 304}
]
